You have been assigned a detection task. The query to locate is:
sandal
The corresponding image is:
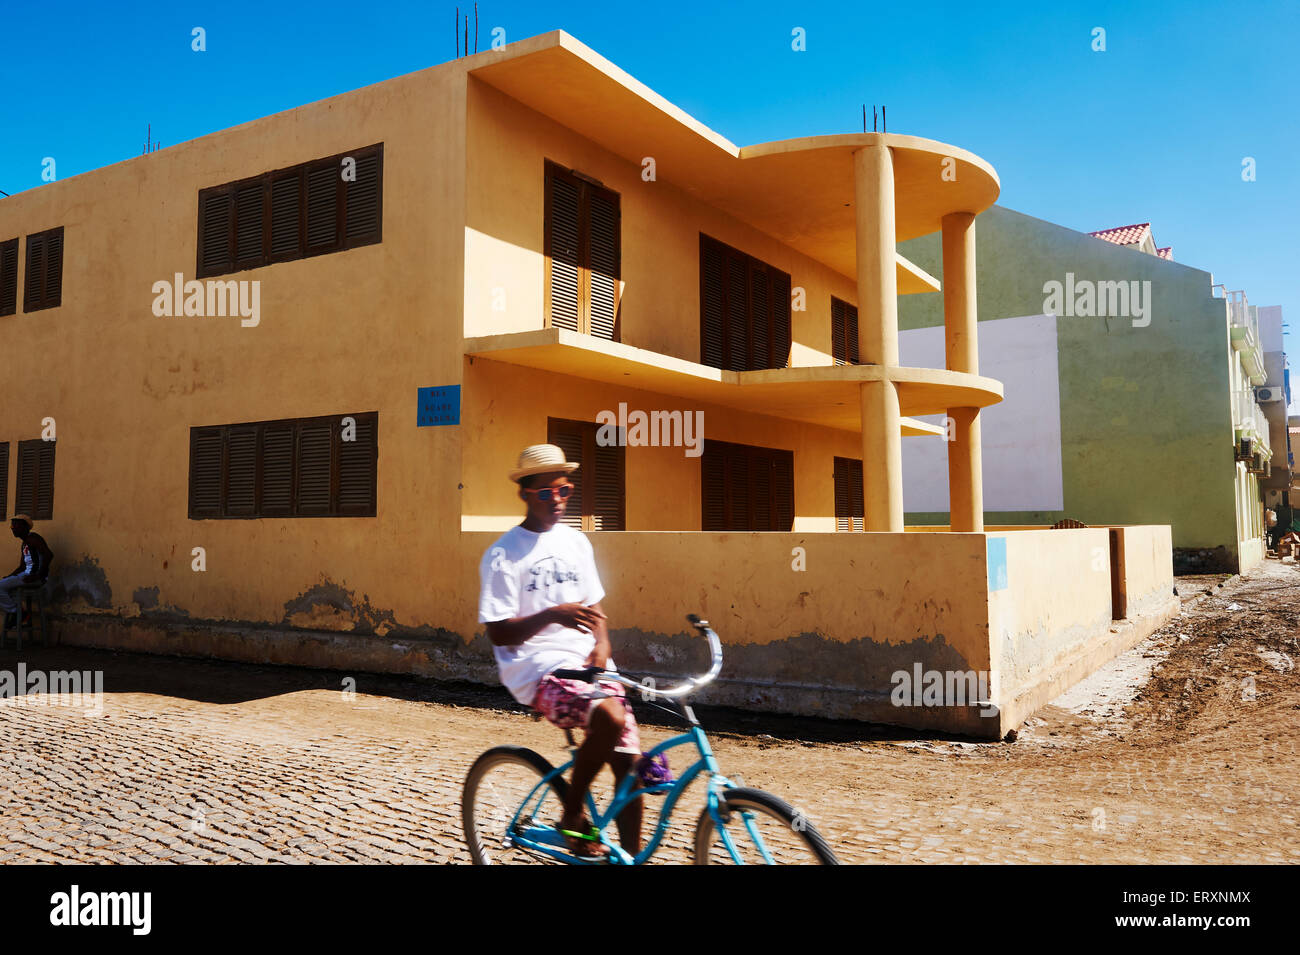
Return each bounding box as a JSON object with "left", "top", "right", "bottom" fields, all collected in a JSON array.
[{"left": 559, "top": 824, "right": 610, "bottom": 859}]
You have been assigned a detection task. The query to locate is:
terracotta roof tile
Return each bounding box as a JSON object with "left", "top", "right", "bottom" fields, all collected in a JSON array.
[
  {"left": 1089, "top": 222, "right": 1152, "bottom": 246},
  {"left": 1156, "top": 246, "right": 1173, "bottom": 260}
]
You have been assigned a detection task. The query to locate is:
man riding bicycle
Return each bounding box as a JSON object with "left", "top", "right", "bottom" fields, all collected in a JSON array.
[{"left": 477, "top": 444, "right": 642, "bottom": 859}]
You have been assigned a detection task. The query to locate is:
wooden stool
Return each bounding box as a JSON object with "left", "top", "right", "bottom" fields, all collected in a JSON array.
[{"left": 1, "top": 582, "right": 51, "bottom": 652}]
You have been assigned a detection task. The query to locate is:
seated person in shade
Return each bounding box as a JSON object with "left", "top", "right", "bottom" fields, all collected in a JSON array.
[{"left": 1, "top": 514, "right": 54, "bottom": 628}]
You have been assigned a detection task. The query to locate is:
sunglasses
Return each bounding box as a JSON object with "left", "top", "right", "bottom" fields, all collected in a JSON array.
[{"left": 523, "top": 484, "right": 574, "bottom": 503}]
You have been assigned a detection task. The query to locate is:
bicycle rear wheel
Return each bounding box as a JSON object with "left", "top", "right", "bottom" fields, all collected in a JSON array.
[
  {"left": 462, "top": 746, "right": 570, "bottom": 865},
  {"left": 693, "top": 787, "right": 839, "bottom": 865}
]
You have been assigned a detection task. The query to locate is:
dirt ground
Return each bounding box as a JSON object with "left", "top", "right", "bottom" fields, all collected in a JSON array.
[{"left": 1, "top": 560, "right": 1297, "bottom": 863}]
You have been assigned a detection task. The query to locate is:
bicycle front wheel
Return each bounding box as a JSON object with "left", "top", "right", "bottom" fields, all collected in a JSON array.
[
  {"left": 462, "top": 746, "right": 570, "bottom": 865},
  {"left": 693, "top": 787, "right": 839, "bottom": 865}
]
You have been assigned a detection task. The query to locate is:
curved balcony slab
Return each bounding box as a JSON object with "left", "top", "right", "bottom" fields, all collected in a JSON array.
[{"left": 466, "top": 328, "right": 1003, "bottom": 434}]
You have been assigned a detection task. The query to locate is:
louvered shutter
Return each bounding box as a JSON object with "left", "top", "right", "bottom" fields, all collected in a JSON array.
[
  {"left": 587, "top": 189, "right": 619, "bottom": 340},
  {"left": 728, "top": 444, "right": 750, "bottom": 529},
  {"left": 590, "top": 432, "right": 624, "bottom": 530},
  {"left": 34, "top": 442, "right": 55, "bottom": 519},
  {"left": 234, "top": 183, "right": 265, "bottom": 267},
  {"left": 750, "top": 264, "right": 770, "bottom": 371},
  {"left": 199, "top": 191, "right": 234, "bottom": 276},
  {"left": 0, "top": 443, "right": 7, "bottom": 520},
  {"left": 831, "top": 299, "right": 847, "bottom": 366},
  {"left": 770, "top": 269, "right": 791, "bottom": 369},
  {"left": 701, "top": 442, "right": 726, "bottom": 531},
  {"left": 260, "top": 423, "right": 295, "bottom": 516},
  {"left": 225, "top": 426, "right": 258, "bottom": 516},
  {"left": 700, "top": 237, "right": 725, "bottom": 368},
  {"left": 270, "top": 173, "right": 302, "bottom": 258},
  {"left": 345, "top": 150, "right": 382, "bottom": 245},
  {"left": 845, "top": 302, "right": 859, "bottom": 365},
  {"left": 295, "top": 421, "right": 333, "bottom": 516},
  {"left": 16, "top": 443, "right": 37, "bottom": 516},
  {"left": 189, "top": 428, "right": 224, "bottom": 518},
  {"left": 1, "top": 238, "right": 19, "bottom": 315},
  {"left": 23, "top": 232, "right": 45, "bottom": 310},
  {"left": 547, "top": 171, "right": 581, "bottom": 332},
  {"left": 306, "top": 164, "right": 339, "bottom": 253},
  {"left": 337, "top": 413, "right": 377, "bottom": 516},
  {"left": 752, "top": 448, "right": 772, "bottom": 530},
  {"left": 771, "top": 451, "right": 793, "bottom": 531},
  {"left": 834, "top": 457, "right": 863, "bottom": 532},
  {"left": 724, "top": 251, "right": 748, "bottom": 372},
  {"left": 547, "top": 424, "right": 585, "bottom": 530}
]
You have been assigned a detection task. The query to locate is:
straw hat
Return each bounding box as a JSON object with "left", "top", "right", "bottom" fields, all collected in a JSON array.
[
  {"left": 10, "top": 514, "right": 33, "bottom": 530},
  {"left": 508, "top": 444, "right": 579, "bottom": 483}
]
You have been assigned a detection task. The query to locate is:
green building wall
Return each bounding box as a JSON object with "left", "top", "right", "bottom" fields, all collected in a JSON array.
[{"left": 899, "top": 205, "right": 1250, "bottom": 570}]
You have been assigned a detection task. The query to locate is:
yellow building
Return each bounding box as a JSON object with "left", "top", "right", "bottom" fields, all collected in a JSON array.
[{"left": 0, "top": 31, "right": 1177, "bottom": 737}]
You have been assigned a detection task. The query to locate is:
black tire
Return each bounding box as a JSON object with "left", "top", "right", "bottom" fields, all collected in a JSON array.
[
  {"left": 693, "top": 787, "right": 839, "bottom": 865},
  {"left": 462, "top": 746, "right": 571, "bottom": 865}
]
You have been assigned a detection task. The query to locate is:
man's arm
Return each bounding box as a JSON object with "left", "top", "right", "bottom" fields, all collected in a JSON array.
[
  {"left": 583, "top": 601, "right": 612, "bottom": 668},
  {"left": 486, "top": 603, "right": 607, "bottom": 648}
]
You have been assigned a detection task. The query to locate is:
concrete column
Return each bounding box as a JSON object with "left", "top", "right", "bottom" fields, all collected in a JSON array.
[
  {"left": 854, "top": 143, "right": 898, "bottom": 367},
  {"left": 854, "top": 141, "right": 903, "bottom": 531},
  {"left": 941, "top": 211, "right": 983, "bottom": 531},
  {"left": 947, "top": 407, "right": 984, "bottom": 532},
  {"left": 941, "top": 212, "right": 978, "bottom": 375},
  {"left": 861, "top": 380, "right": 904, "bottom": 532}
]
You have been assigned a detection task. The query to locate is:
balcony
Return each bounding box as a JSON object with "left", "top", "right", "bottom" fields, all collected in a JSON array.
[
  {"left": 1224, "top": 289, "right": 1266, "bottom": 384},
  {"left": 1234, "top": 386, "right": 1272, "bottom": 458}
]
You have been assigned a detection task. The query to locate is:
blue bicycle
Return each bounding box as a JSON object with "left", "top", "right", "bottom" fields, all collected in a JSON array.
[{"left": 461, "top": 615, "right": 839, "bottom": 865}]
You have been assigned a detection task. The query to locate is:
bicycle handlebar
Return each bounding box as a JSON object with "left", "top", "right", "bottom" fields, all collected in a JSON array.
[{"left": 551, "top": 613, "right": 723, "bottom": 700}]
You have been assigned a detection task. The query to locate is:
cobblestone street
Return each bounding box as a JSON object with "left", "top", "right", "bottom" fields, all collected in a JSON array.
[{"left": 2, "top": 564, "right": 1298, "bottom": 864}]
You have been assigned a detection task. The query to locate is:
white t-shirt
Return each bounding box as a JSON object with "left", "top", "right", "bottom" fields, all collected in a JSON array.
[{"left": 478, "top": 523, "right": 609, "bottom": 705}]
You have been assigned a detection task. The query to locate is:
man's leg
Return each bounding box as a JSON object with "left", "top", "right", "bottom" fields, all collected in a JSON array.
[
  {"left": 0, "top": 576, "right": 24, "bottom": 616},
  {"left": 561, "top": 698, "right": 625, "bottom": 853},
  {"left": 609, "top": 750, "right": 644, "bottom": 854}
]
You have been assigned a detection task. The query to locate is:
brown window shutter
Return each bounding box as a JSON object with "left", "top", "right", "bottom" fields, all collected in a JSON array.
[
  {"left": 15, "top": 439, "right": 56, "bottom": 521},
  {"left": 0, "top": 442, "right": 7, "bottom": 520},
  {"left": 770, "top": 269, "right": 791, "bottom": 368},
  {"left": 546, "top": 421, "right": 585, "bottom": 530},
  {"left": 345, "top": 147, "right": 383, "bottom": 245},
  {"left": 260, "top": 423, "right": 295, "bottom": 516},
  {"left": 703, "top": 439, "right": 793, "bottom": 531},
  {"left": 845, "top": 302, "right": 859, "bottom": 365},
  {"left": 234, "top": 183, "right": 265, "bottom": 267},
  {"left": 771, "top": 450, "right": 794, "bottom": 531},
  {"left": 724, "top": 250, "right": 749, "bottom": 371},
  {"left": 831, "top": 298, "right": 847, "bottom": 365},
  {"left": 699, "top": 235, "right": 792, "bottom": 371},
  {"left": 587, "top": 188, "right": 620, "bottom": 341},
  {"left": 337, "top": 413, "right": 378, "bottom": 516},
  {"left": 16, "top": 442, "right": 37, "bottom": 516},
  {"left": 590, "top": 430, "right": 624, "bottom": 530},
  {"left": 700, "top": 236, "right": 725, "bottom": 367},
  {"left": 750, "top": 263, "right": 770, "bottom": 371},
  {"left": 189, "top": 428, "right": 225, "bottom": 518},
  {"left": 834, "top": 456, "right": 864, "bottom": 531},
  {"left": 270, "top": 172, "right": 303, "bottom": 259},
  {"left": 225, "top": 425, "right": 259, "bottom": 516},
  {"left": 198, "top": 190, "right": 234, "bottom": 277},
  {"left": 546, "top": 167, "right": 582, "bottom": 333},
  {"left": 0, "top": 238, "right": 19, "bottom": 315},
  {"left": 23, "top": 232, "right": 45, "bottom": 311},
  {"left": 295, "top": 420, "right": 333, "bottom": 516},
  {"left": 701, "top": 442, "right": 726, "bottom": 531},
  {"left": 305, "top": 163, "right": 340, "bottom": 253}
]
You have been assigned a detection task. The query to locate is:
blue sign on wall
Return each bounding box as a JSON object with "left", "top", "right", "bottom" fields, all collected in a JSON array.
[
  {"left": 987, "top": 537, "right": 1009, "bottom": 592},
  {"left": 418, "top": 385, "right": 461, "bottom": 427}
]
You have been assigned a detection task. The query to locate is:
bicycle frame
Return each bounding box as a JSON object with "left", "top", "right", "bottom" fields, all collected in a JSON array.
[
  {"left": 492, "top": 615, "right": 778, "bottom": 865},
  {"left": 506, "top": 712, "right": 767, "bottom": 865}
]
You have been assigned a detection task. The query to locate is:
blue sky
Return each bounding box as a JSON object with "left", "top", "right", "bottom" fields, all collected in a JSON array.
[{"left": 3, "top": 0, "right": 1296, "bottom": 358}]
